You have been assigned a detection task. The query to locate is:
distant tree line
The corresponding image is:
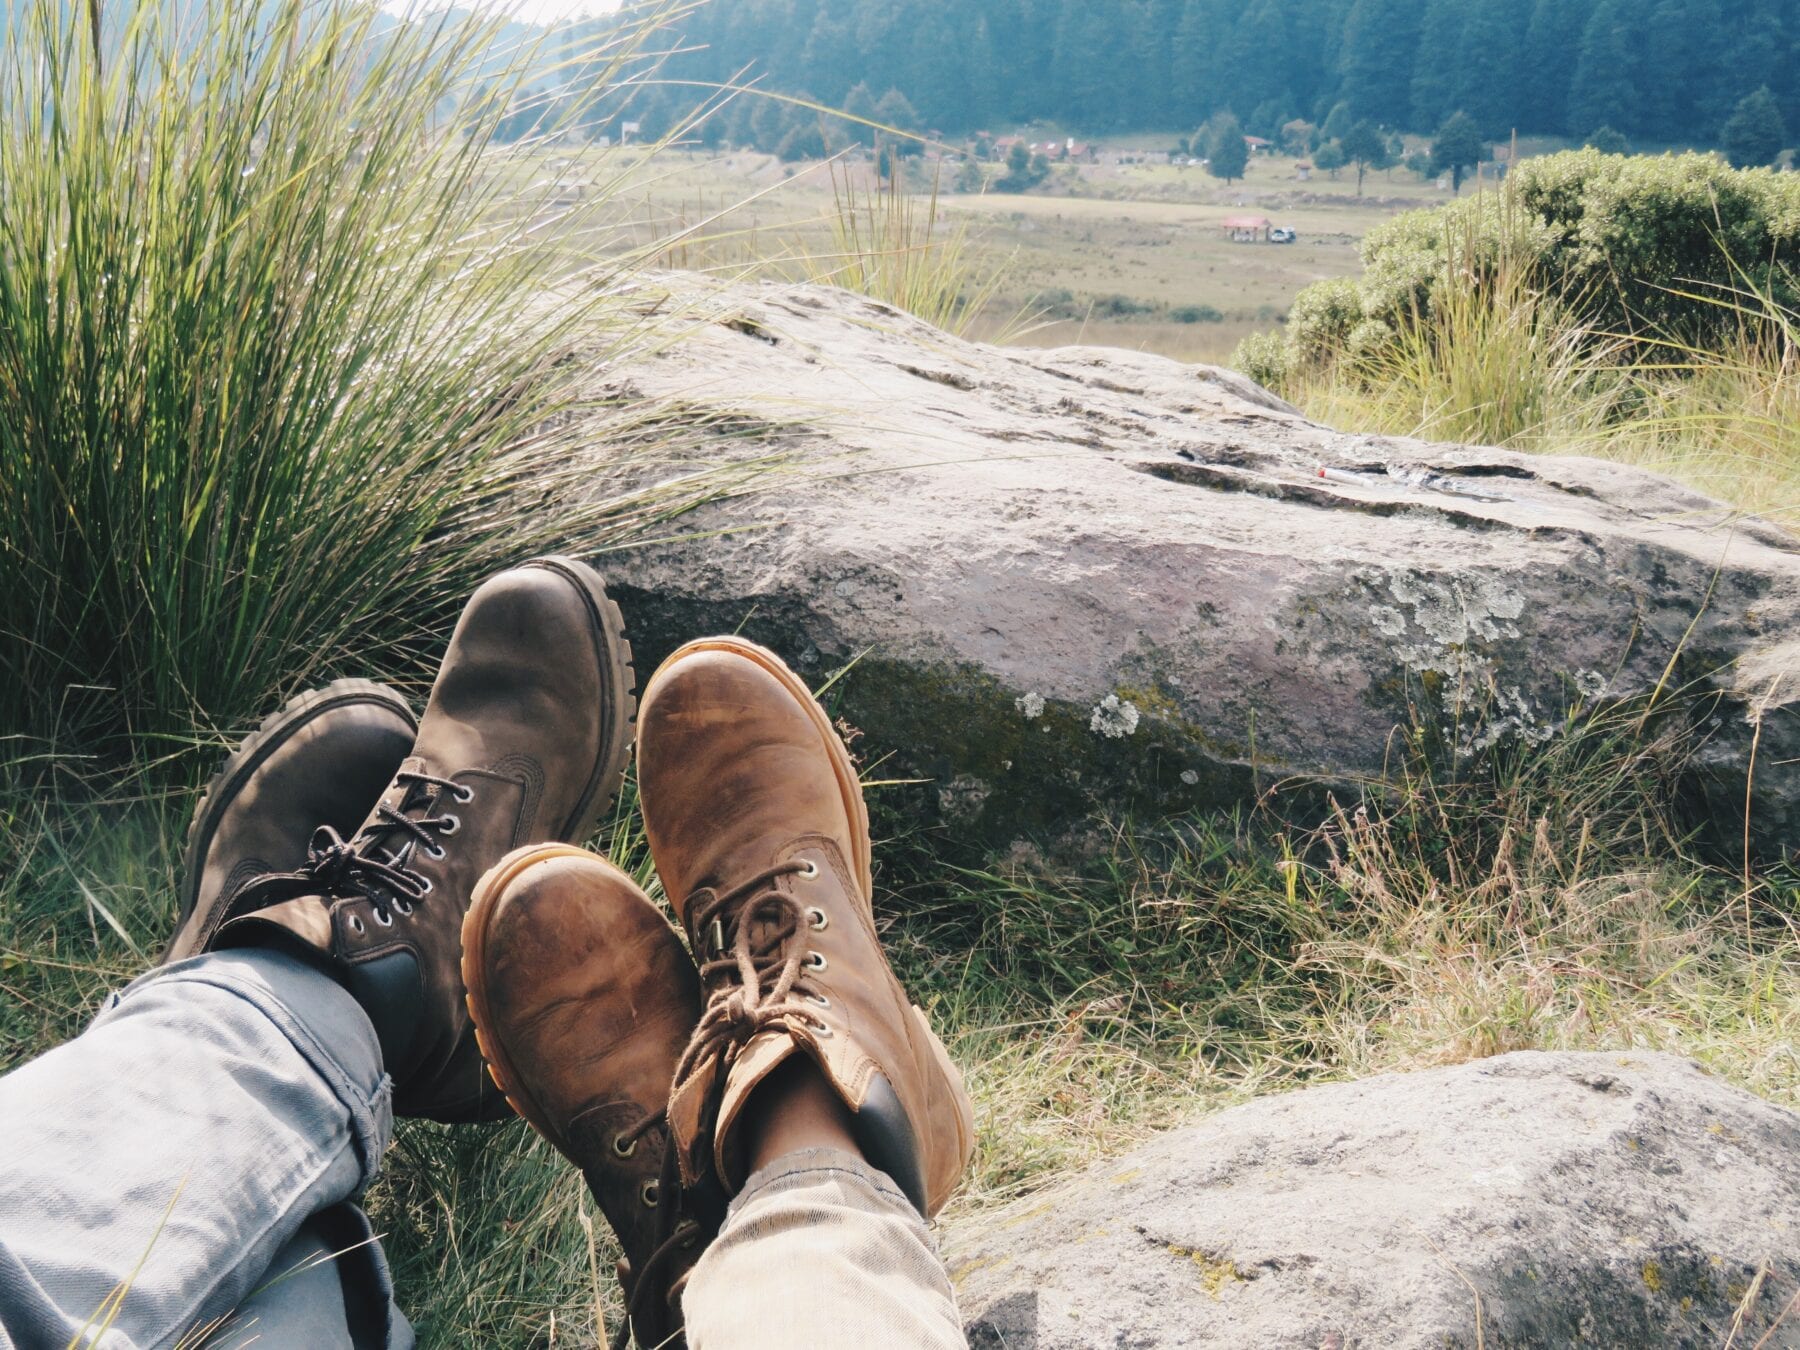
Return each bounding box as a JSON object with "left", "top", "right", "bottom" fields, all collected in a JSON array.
[{"left": 605, "top": 0, "right": 1798, "bottom": 159}]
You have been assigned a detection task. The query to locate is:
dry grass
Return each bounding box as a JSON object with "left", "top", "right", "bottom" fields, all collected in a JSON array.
[
  {"left": 1265, "top": 231, "right": 1800, "bottom": 531},
  {"left": 895, "top": 696, "right": 1800, "bottom": 1229}
]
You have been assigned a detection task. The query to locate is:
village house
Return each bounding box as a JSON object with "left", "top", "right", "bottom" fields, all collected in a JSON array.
[{"left": 1221, "top": 214, "right": 1271, "bottom": 242}]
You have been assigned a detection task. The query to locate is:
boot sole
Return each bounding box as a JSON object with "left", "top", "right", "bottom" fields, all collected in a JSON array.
[
  {"left": 460, "top": 842, "right": 650, "bottom": 1149},
  {"left": 652, "top": 637, "right": 873, "bottom": 896},
  {"left": 519, "top": 556, "right": 638, "bottom": 845},
  {"left": 172, "top": 678, "right": 417, "bottom": 963}
]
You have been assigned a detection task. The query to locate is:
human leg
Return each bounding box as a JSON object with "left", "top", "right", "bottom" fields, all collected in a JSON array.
[
  {"left": 633, "top": 638, "right": 974, "bottom": 1347},
  {"left": 0, "top": 949, "right": 405, "bottom": 1350},
  {"left": 2, "top": 552, "right": 640, "bottom": 1345},
  {"left": 681, "top": 1146, "right": 964, "bottom": 1350}
]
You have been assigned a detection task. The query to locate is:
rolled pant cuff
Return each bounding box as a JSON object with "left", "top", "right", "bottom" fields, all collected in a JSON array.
[{"left": 732, "top": 1147, "right": 914, "bottom": 1214}]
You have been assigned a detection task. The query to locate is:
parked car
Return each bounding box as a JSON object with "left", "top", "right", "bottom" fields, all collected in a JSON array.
[{"left": 1269, "top": 226, "right": 1298, "bottom": 244}]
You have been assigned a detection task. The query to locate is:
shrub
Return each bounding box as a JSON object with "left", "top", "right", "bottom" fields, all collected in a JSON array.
[
  {"left": 1169, "top": 304, "right": 1223, "bottom": 324},
  {"left": 1091, "top": 293, "right": 1158, "bottom": 319},
  {"left": 1238, "top": 150, "right": 1800, "bottom": 396},
  {"left": 1270, "top": 276, "right": 1366, "bottom": 381},
  {"left": 1232, "top": 331, "right": 1290, "bottom": 392}
]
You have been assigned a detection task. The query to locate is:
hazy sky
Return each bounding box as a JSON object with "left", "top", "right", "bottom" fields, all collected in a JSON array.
[
  {"left": 502, "top": 0, "right": 615, "bottom": 23},
  {"left": 387, "top": 0, "right": 620, "bottom": 27}
]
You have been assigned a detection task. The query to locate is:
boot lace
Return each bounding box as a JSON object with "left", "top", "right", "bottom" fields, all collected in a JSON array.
[
  {"left": 239, "top": 771, "right": 471, "bottom": 924},
  {"left": 601, "top": 866, "right": 821, "bottom": 1349},
  {"left": 672, "top": 861, "right": 829, "bottom": 1096},
  {"left": 607, "top": 1109, "right": 705, "bottom": 1350}
]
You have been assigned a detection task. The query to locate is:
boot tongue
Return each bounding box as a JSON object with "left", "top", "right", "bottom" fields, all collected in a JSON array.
[{"left": 212, "top": 894, "right": 335, "bottom": 957}]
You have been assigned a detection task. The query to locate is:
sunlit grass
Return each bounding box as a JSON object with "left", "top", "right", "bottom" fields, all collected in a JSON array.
[
  {"left": 1247, "top": 218, "right": 1800, "bottom": 531},
  {"left": 4, "top": 690, "right": 1793, "bottom": 1343},
  {"left": 792, "top": 157, "right": 1031, "bottom": 341},
  {"left": 0, "top": 0, "right": 726, "bottom": 765}
]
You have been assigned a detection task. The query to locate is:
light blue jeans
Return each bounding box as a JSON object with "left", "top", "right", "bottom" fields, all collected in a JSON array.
[
  {"left": 0, "top": 953, "right": 964, "bottom": 1349},
  {"left": 0, "top": 951, "right": 411, "bottom": 1350}
]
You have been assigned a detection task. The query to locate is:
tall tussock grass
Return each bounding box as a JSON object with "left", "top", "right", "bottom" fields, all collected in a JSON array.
[
  {"left": 1611, "top": 281, "right": 1800, "bottom": 530},
  {"left": 0, "top": 0, "right": 696, "bottom": 764},
  {"left": 1283, "top": 249, "right": 1800, "bottom": 533},
  {"left": 1294, "top": 250, "right": 1629, "bottom": 454},
  {"left": 796, "top": 157, "right": 1025, "bottom": 340}
]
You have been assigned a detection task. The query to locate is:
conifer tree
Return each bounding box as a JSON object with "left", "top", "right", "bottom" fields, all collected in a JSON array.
[
  {"left": 1454, "top": 0, "right": 1527, "bottom": 136},
  {"left": 1172, "top": 0, "right": 1224, "bottom": 127},
  {"left": 1205, "top": 113, "right": 1249, "bottom": 182},
  {"left": 1568, "top": 0, "right": 1640, "bottom": 139},
  {"left": 1338, "top": 0, "right": 1424, "bottom": 127},
  {"left": 1520, "top": 0, "right": 1591, "bottom": 135},
  {"left": 1722, "top": 87, "right": 1787, "bottom": 168},
  {"left": 1409, "top": 0, "right": 1465, "bottom": 132},
  {"left": 1342, "top": 119, "right": 1389, "bottom": 194}
]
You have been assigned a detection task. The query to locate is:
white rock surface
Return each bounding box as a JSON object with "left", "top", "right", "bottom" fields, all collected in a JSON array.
[
  {"left": 591, "top": 280, "right": 1799, "bottom": 860},
  {"left": 945, "top": 1051, "right": 1800, "bottom": 1349}
]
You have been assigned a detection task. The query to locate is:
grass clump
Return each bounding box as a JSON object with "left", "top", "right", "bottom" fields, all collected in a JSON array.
[
  {"left": 1291, "top": 249, "right": 1627, "bottom": 453},
  {"left": 0, "top": 0, "right": 699, "bottom": 763},
  {"left": 887, "top": 694, "right": 1799, "bottom": 1220},
  {"left": 769, "top": 156, "right": 1029, "bottom": 341},
  {"left": 1601, "top": 282, "right": 1800, "bottom": 531}
]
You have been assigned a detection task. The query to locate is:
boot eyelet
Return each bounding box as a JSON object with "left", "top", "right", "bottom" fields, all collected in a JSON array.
[
  {"left": 804, "top": 951, "right": 828, "bottom": 973},
  {"left": 417, "top": 877, "right": 434, "bottom": 894},
  {"left": 806, "top": 906, "right": 829, "bottom": 930},
  {"left": 428, "top": 844, "right": 447, "bottom": 861},
  {"left": 806, "top": 992, "right": 831, "bottom": 1009},
  {"left": 640, "top": 1181, "right": 660, "bottom": 1208},
  {"left": 374, "top": 908, "right": 393, "bottom": 927},
  {"left": 810, "top": 1018, "right": 834, "bottom": 1038},
  {"left": 347, "top": 915, "right": 366, "bottom": 936},
  {"left": 393, "top": 899, "right": 413, "bottom": 917},
  {"left": 797, "top": 859, "right": 819, "bottom": 879},
  {"left": 438, "top": 815, "right": 460, "bottom": 836},
  {"left": 612, "top": 1134, "right": 638, "bottom": 1159},
  {"left": 454, "top": 784, "right": 476, "bottom": 803}
]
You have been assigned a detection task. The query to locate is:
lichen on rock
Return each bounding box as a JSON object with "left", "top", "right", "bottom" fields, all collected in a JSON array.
[{"left": 1088, "top": 695, "right": 1141, "bottom": 739}]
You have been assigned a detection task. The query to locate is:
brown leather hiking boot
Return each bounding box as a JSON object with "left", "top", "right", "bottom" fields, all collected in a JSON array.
[
  {"left": 637, "top": 638, "right": 974, "bottom": 1218},
  {"left": 462, "top": 844, "right": 720, "bottom": 1350},
  {"left": 214, "top": 557, "right": 637, "bottom": 1122},
  {"left": 166, "top": 679, "right": 416, "bottom": 964}
]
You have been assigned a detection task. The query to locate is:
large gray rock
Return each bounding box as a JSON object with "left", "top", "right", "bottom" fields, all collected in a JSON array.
[
  {"left": 944, "top": 1051, "right": 1800, "bottom": 1349},
  {"left": 593, "top": 280, "right": 1799, "bottom": 861}
]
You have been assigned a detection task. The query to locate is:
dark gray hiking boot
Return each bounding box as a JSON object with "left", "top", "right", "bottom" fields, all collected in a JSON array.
[
  {"left": 213, "top": 557, "right": 637, "bottom": 1123},
  {"left": 166, "top": 680, "right": 417, "bottom": 964}
]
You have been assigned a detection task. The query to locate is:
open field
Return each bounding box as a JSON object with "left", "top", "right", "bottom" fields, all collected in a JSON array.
[{"left": 585, "top": 145, "right": 1446, "bottom": 363}]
